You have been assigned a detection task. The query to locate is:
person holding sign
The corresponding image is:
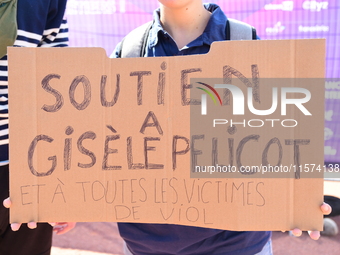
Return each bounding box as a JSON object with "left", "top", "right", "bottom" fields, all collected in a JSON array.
[
  {"left": 111, "top": 1, "right": 331, "bottom": 254},
  {"left": 0, "top": 0, "right": 75, "bottom": 254}
]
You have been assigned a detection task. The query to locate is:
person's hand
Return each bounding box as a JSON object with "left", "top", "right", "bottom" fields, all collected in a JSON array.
[
  {"left": 50, "top": 222, "right": 76, "bottom": 235},
  {"left": 3, "top": 197, "right": 76, "bottom": 234},
  {"left": 3, "top": 197, "right": 26, "bottom": 231},
  {"left": 290, "top": 202, "right": 332, "bottom": 240}
]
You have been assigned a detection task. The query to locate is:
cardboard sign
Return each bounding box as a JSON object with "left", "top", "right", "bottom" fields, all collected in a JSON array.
[{"left": 8, "top": 39, "right": 325, "bottom": 231}]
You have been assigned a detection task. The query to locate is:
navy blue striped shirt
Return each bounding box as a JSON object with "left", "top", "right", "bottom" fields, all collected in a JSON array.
[{"left": 0, "top": 0, "right": 68, "bottom": 165}]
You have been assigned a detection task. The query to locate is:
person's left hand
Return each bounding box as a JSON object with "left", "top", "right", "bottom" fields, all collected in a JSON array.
[
  {"left": 3, "top": 197, "right": 76, "bottom": 235},
  {"left": 289, "top": 202, "right": 332, "bottom": 240}
]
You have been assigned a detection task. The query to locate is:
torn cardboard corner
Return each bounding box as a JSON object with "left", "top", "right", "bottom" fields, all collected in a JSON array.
[{"left": 8, "top": 39, "right": 325, "bottom": 231}]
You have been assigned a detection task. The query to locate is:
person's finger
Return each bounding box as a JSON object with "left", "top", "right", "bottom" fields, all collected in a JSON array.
[
  {"left": 3, "top": 198, "right": 11, "bottom": 208},
  {"left": 55, "top": 227, "right": 68, "bottom": 235},
  {"left": 321, "top": 202, "right": 332, "bottom": 215},
  {"left": 308, "top": 230, "right": 320, "bottom": 240},
  {"left": 53, "top": 224, "right": 64, "bottom": 234},
  {"left": 27, "top": 222, "right": 37, "bottom": 229},
  {"left": 291, "top": 228, "right": 302, "bottom": 237},
  {"left": 53, "top": 222, "right": 76, "bottom": 235},
  {"left": 10, "top": 223, "right": 21, "bottom": 231}
]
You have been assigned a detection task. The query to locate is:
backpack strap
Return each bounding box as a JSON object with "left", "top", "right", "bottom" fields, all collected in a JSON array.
[
  {"left": 226, "top": 18, "right": 257, "bottom": 40},
  {"left": 0, "top": 0, "right": 18, "bottom": 58},
  {"left": 118, "top": 21, "right": 153, "bottom": 58}
]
